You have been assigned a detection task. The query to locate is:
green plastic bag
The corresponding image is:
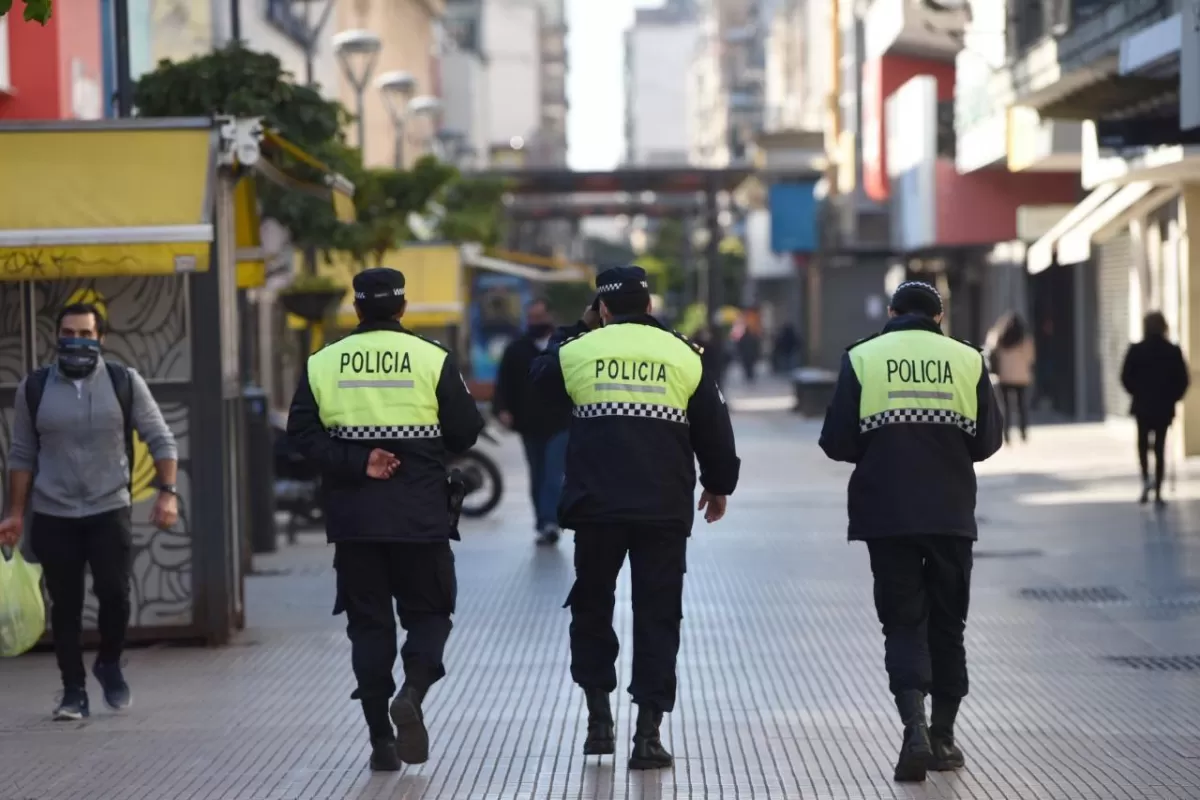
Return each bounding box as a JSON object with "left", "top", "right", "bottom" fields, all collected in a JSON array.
[{"left": 0, "top": 547, "right": 45, "bottom": 657}]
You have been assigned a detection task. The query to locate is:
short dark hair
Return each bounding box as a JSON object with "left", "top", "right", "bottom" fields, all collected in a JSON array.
[
  {"left": 57, "top": 302, "right": 107, "bottom": 336},
  {"left": 1144, "top": 311, "right": 1168, "bottom": 338},
  {"left": 602, "top": 291, "right": 651, "bottom": 317},
  {"left": 356, "top": 296, "right": 406, "bottom": 322}
]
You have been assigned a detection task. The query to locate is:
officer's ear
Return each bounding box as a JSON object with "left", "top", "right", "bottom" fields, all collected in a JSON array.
[
  {"left": 934, "top": 312, "right": 945, "bottom": 325},
  {"left": 886, "top": 307, "right": 897, "bottom": 319},
  {"left": 354, "top": 304, "right": 364, "bottom": 322},
  {"left": 598, "top": 299, "right": 612, "bottom": 325}
]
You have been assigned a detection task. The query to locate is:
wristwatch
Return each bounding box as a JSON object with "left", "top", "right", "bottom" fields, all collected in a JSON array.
[{"left": 156, "top": 484, "right": 178, "bottom": 496}]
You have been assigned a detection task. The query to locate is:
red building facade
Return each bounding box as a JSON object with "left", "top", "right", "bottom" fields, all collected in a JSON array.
[{"left": 1, "top": 3, "right": 103, "bottom": 120}]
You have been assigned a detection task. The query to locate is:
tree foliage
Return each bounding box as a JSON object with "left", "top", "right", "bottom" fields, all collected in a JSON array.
[
  {"left": 132, "top": 44, "right": 507, "bottom": 268},
  {"left": 0, "top": 0, "right": 51, "bottom": 24}
]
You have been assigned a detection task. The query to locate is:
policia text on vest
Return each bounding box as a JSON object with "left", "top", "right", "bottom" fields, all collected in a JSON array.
[
  {"left": 818, "top": 314, "right": 1003, "bottom": 541},
  {"left": 286, "top": 318, "right": 484, "bottom": 770}
]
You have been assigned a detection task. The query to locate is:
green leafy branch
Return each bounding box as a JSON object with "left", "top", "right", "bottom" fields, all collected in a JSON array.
[{"left": 0, "top": 0, "right": 52, "bottom": 24}]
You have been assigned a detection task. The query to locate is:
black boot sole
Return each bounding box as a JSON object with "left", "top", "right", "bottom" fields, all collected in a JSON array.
[
  {"left": 583, "top": 737, "right": 615, "bottom": 756},
  {"left": 390, "top": 695, "right": 430, "bottom": 765},
  {"left": 628, "top": 754, "right": 673, "bottom": 770},
  {"left": 370, "top": 752, "right": 402, "bottom": 772},
  {"left": 893, "top": 747, "right": 932, "bottom": 783},
  {"left": 930, "top": 757, "right": 965, "bottom": 771}
]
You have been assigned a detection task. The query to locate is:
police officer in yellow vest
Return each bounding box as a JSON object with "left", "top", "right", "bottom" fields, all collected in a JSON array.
[
  {"left": 531, "top": 266, "right": 740, "bottom": 770},
  {"left": 286, "top": 267, "right": 483, "bottom": 772},
  {"left": 819, "top": 281, "right": 1002, "bottom": 783}
]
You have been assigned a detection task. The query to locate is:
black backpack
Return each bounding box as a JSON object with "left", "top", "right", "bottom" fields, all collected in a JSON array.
[{"left": 24, "top": 362, "right": 136, "bottom": 489}]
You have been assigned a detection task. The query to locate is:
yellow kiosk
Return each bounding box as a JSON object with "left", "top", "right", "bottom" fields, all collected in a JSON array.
[{"left": 0, "top": 117, "right": 353, "bottom": 644}]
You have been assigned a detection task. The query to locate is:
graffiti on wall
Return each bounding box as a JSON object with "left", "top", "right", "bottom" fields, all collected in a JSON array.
[{"left": 0, "top": 277, "right": 194, "bottom": 627}]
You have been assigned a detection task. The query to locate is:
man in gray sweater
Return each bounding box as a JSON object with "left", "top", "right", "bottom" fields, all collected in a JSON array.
[{"left": 0, "top": 303, "right": 179, "bottom": 721}]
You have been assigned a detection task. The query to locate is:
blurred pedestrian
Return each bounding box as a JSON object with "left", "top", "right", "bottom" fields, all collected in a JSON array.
[
  {"left": 819, "top": 281, "right": 1003, "bottom": 783},
  {"left": 1121, "top": 311, "right": 1190, "bottom": 506},
  {"left": 531, "top": 266, "right": 740, "bottom": 770},
  {"left": 0, "top": 302, "right": 179, "bottom": 721},
  {"left": 493, "top": 299, "right": 570, "bottom": 545},
  {"left": 985, "top": 312, "right": 1036, "bottom": 444},
  {"left": 773, "top": 323, "right": 798, "bottom": 374}
]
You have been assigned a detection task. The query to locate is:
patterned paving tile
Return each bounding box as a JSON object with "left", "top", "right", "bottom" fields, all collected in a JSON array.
[{"left": 2, "top": 415, "right": 1200, "bottom": 798}]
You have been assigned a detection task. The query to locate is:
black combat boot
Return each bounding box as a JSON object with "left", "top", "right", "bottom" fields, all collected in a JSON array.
[
  {"left": 582, "top": 688, "right": 615, "bottom": 755},
  {"left": 390, "top": 682, "right": 430, "bottom": 765},
  {"left": 628, "top": 705, "right": 673, "bottom": 770},
  {"left": 929, "top": 697, "right": 965, "bottom": 771},
  {"left": 892, "top": 690, "right": 933, "bottom": 783},
  {"left": 361, "top": 698, "right": 400, "bottom": 772}
]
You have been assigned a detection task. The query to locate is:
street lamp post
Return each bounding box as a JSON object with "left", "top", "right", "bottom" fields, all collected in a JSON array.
[
  {"left": 333, "top": 29, "right": 383, "bottom": 153},
  {"left": 375, "top": 70, "right": 417, "bottom": 168},
  {"left": 288, "top": 0, "right": 337, "bottom": 85}
]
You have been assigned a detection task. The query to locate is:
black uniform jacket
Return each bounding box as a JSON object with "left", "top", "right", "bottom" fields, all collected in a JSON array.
[
  {"left": 287, "top": 320, "right": 484, "bottom": 543},
  {"left": 818, "top": 314, "right": 1004, "bottom": 541},
  {"left": 493, "top": 333, "right": 572, "bottom": 437},
  {"left": 530, "top": 314, "right": 740, "bottom": 532}
]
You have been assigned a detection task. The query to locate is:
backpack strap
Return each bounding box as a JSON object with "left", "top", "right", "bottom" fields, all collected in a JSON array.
[
  {"left": 104, "top": 362, "right": 136, "bottom": 490},
  {"left": 23, "top": 366, "right": 51, "bottom": 450}
]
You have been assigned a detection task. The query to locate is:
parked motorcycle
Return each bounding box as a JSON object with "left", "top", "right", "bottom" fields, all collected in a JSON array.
[{"left": 451, "top": 427, "right": 504, "bottom": 518}]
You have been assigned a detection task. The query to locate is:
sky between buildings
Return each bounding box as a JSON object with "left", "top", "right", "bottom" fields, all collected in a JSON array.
[{"left": 567, "top": 0, "right": 664, "bottom": 170}]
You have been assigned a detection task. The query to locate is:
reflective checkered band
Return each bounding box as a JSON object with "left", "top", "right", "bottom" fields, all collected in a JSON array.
[
  {"left": 860, "top": 408, "right": 976, "bottom": 436},
  {"left": 597, "top": 281, "right": 648, "bottom": 293},
  {"left": 354, "top": 288, "right": 405, "bottom": 299},
  {"left": 573, "top": 402, "right": 688, "bottom": 424},
  {"left": 329, "top": 424, "right": 441, "bottom": 439}
]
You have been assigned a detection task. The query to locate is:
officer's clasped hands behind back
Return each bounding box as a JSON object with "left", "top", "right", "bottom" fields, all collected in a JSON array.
[{"left": 286, "top": 267, "right": 483, "bottom": 774}]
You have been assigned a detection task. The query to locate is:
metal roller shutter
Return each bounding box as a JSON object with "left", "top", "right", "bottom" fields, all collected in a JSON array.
[{"left": 1096, "top": 233, "right": 1132, "bottom": 418}]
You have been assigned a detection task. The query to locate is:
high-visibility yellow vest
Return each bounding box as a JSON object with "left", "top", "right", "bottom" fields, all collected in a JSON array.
[
  {"left": 848, "top": 330, "right": 984, "bottom": 435},
  {"left": 559, "top": 323, "right": 703, "bottom": 423},
  {"left": 307, "top": 329, "right": 446, "bottom": 439}
]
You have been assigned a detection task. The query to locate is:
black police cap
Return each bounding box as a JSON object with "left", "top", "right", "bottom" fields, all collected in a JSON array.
[
  {"left": 353, "top": 267, "right": 406, "bottom": 302},
  {"left": 595, "top": 266, "right": 649, "bottom": 297},
  {"left": 890, "top": 280, "right": 943, "bottom": 317}
]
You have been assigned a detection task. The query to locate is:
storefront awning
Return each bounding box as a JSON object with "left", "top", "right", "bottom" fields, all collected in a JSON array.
[
  {"left": 288, "top": 244, "right": 464, "bottom": 330},
  {"left": 0, "top": 118, "right": 216, "bottom": 280},
  {"left": 259, "top": 130, "right": 356, "bottom": 224},
  {"left": 1056, "top": 182, "right": 1156, "bottom": 265},
  {"left": 1027, "top": 184, "right": 1119, "bottom": 274},
  {"left": 461, "top": 244, "right": 592, "bottom": 283}
]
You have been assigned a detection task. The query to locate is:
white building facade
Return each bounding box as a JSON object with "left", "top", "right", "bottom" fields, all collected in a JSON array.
[{"left": 623, "top": 1, "right": 698, "bottom": 166}]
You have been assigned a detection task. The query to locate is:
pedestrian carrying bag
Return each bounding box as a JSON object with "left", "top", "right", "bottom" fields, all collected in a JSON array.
[{"left": 0, "top": 548, "right": 45, "bottom": 657}]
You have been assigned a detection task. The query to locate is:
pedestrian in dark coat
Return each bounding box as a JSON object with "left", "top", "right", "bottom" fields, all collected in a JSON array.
[{"left": 1120, "top": 311, "right": 1190, "bottom": 506}]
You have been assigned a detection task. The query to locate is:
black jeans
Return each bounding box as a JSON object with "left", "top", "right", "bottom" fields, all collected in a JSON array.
[
  {"left": 30, "top": 508, "right": 133, "bottom": 690},
  {"left": 566, "top": 525, "right": 687, "bottom": 713},
  {"left": 866, "top": 536, "right": 973, "bottom": 702},
  {"left": 1136, "top": 418, "right": 1169, "bottom": 490},
  {"left": 999, "top": 384, "right": 1028, "bottom": 442},
  {"left": 333, "top": 540, "right": 456, "bottom": 706}
]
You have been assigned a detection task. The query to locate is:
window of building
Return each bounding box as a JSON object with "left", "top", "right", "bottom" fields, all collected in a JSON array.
[{"left": 266, "top": 0, "right": 315, "bottom": 46}]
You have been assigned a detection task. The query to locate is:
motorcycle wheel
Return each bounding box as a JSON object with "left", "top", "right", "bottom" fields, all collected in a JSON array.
[{"left": 452, "top": 449, "right": 504, "bottom": 518}]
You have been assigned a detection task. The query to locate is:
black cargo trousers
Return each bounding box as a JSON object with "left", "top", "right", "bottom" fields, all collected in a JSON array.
[
  {"left": 865, "top": 535, "right": 974, "bottom": 701},
  {"left": 333, "top": 540, "right": 456, "bottom": 732},
  {"left": 566, "top": 524, "right": 688, "bottom": 713}
]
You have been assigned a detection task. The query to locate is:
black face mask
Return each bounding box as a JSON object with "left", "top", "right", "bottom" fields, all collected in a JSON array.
[
  {"left": 57, "top": 337, "right": 101, "bottom": 379},
  {"left": 527, "top": 323, "right": 553, "bottom": 338}
]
